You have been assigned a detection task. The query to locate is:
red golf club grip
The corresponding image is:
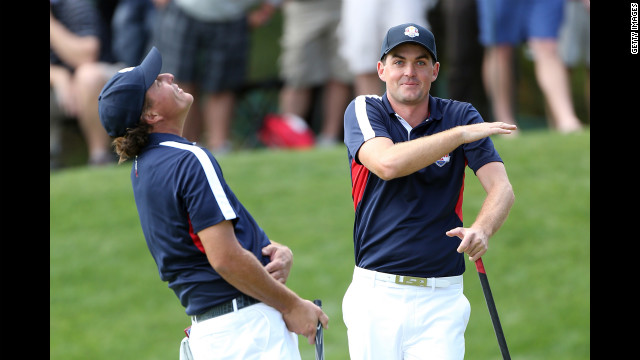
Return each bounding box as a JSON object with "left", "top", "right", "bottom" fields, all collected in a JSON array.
[
  {"left": 475, "top": 258, "right": 511, "bottom": 360},
  {"left": 475, "top": 257, "right": 486, "bottom": 274}
]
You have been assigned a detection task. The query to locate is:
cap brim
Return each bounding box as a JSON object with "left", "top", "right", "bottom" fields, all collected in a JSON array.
[{"left": 139, "top": 47, "right": 162, "bottom": 90}]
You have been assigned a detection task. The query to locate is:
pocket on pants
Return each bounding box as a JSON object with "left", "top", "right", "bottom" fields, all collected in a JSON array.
[
  {"left": 188, "top": 308, "right": 270, "bottom": 359},
  {"left": 460, "top": 292, "right": 471, "bottom": 328},
  {"left": 342, "top": 281, "right": 357, "bottom": 329},
  {"left": 179, "top": 336, "right": 194, "bottom": 360}
]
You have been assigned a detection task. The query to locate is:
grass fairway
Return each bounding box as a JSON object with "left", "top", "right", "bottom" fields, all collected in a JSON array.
[{"left": 50, "top": 129, "right": 589, "bottom": 359}]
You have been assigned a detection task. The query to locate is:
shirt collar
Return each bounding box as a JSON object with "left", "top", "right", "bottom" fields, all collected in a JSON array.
[
  {"left": 382, "top": 93, "right": 442, "bottom": 123},
  {"left": 147, "top": 132, "right": 193, "bottom": 146}
]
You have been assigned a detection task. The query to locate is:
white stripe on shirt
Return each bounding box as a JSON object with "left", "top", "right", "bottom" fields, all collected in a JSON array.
[
  {"left": 160, "top": 141, "right": 237, "bottom": 220},
  {"left": 355, "top": 95, "right": 379, "bottom": 141}
]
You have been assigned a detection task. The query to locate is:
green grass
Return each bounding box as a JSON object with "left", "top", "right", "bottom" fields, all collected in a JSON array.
[{"left": 51, "top": 129, "right": 589, "bottom": 359}]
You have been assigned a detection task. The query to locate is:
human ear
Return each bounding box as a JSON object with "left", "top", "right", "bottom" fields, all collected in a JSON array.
[
  {"left": 377, "top": 61, "right": 386, "bottom": 81},
  {"left": 141, "top": 111, "right": 160, "bottom": 125},
  {"left": 431, "top": 62, "right": 440, "bottom": 81}
]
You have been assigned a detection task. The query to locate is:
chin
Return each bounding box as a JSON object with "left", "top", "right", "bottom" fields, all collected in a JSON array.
[{"left": 400, "top": 94, "right": 426, "bottom": 104}]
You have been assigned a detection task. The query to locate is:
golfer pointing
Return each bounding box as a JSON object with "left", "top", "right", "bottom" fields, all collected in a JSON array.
[
  {"left": 342, "top": 23, "right": 515, "bottom": 359},
  {"left": 98, "top": 47, "right": 327, "bottom": 359}
]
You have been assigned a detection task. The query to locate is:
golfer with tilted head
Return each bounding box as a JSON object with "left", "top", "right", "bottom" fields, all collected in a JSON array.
[
  {"left": 342, "top": 23, "right": 516, "bottom": 359},
  {"left": 98, "top": 47, "right": 327, "bottom": 359}
]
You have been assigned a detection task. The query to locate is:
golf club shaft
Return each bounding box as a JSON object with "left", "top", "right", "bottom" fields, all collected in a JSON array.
[
  {"left": 475, "top": 258, "right": 511, "bottom": 360},
  {"left": 313, "top": 299, "right": 324, "bottom": 360}
]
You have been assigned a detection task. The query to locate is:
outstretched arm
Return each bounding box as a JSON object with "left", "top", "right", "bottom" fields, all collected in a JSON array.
[{"left": 358, "top": 122, "right": 516, "bottom": 180}]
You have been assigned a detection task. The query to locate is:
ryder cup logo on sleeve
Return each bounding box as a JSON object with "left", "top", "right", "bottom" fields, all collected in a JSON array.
[
  {"left": 404, "top": 26, "right": 419, "bottom": 38},
  {"left": 435, "top": 154, "right": 450, "bottom": 167}
]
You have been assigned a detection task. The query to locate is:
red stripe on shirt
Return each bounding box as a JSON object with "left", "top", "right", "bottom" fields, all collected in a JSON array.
[
  {"left": 351, "top": 159, "right": 369, "bottom": 211},
  {"left": 188, "top": 217, "right": 206, "bottom": 253},
  {"left": 454, "top": 160, "right": 468, "bottom": 222}
]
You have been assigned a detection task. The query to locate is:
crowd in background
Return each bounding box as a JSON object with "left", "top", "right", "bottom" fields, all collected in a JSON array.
[{"left": 50, "top": 0, "right": 590, "bottom": 170}]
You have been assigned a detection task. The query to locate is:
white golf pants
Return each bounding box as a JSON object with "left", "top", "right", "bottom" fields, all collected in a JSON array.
[
  {"left": 187, "top": 302, "right": 300, "bottom": 359},
  {"left": 343, "top": 266, "right": 471, "bottom": 360}
]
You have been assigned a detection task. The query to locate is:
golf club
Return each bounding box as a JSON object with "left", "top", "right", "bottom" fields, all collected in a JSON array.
[
  {"left": 313, "top": 299, "right": 324, "bottom": 360},
  {"left": 475, "top": 258, "right": 511, "bottom": 360}
]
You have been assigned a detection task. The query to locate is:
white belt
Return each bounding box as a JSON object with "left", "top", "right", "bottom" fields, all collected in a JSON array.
[{"left": 354, "top": 266, "right": 463, "bottom": 288}]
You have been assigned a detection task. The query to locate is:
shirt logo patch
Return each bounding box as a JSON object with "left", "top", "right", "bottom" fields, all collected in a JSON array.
[
  {"left": 404, "top": 26, "right": 419, "bottom": 38},
  {"left": 435, "top": 154, "right": 450, "bottom": 167}
]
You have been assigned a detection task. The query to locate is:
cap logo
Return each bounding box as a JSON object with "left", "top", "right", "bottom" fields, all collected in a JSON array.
[
  {"left": 404, "top": 26, "right": 419, "bottom": 38},
  {"left": 118, "top": 66, "right": 135, "bottom": 73}
]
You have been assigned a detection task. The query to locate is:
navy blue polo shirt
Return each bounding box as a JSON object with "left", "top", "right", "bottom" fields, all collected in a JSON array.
[
  {"left": 131, "top": 133, "right": 271, "bottom": 315},
  {"left": 343, "top": 94, "right": 503, "bottom": 278}
]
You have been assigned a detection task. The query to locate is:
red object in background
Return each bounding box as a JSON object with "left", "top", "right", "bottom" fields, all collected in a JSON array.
[{"left": 258, "top": 114, "right": 315, "bottom": 149}]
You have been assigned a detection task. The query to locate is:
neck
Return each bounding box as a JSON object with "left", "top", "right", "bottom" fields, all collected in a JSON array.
[
  {"left": 148, "top": 112, "right": 188, "bottom": 137},
  {"left": 388, "top": 97, "right": 430, "bottom": 128},
  {"left": 149, "top": 122, "right": 183, "bottom": 136}
]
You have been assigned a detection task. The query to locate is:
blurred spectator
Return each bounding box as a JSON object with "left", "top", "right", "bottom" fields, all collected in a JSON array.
[
  {"left": 151, "top": 0, "right": 281, "bottom": 155},
  {"left": 558, "top": 0, "right": 589, "bottom": 124},
  {"left": 476, "top": 0, "right": 583, "bottom": 134},
  {"left": 277, "top": 0, "right": 352, "bottom": 147},
  {"left": 111, "top": 0, "right": 157, "bottom": 67},
  {"left": 50, "top": 0, "right": 123, "bottom": 168},
  {"left": 337, "top": 0, "right": 439, "bottom": 96},
  {"left": 442, "top": 0, "right": 489, "bottom": 119}
]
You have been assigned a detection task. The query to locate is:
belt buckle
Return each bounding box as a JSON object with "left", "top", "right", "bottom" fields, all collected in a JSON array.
[{"left": 395, "top": 275, "right": 427, "bottom": 287}]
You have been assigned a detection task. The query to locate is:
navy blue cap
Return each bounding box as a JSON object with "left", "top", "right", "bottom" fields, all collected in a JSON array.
[
  {"left": 380, "top": 23, "right": 437, "bottom": 62},
  {"left": 98, "top": 47, "right": 162, "bottom": 137}
]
